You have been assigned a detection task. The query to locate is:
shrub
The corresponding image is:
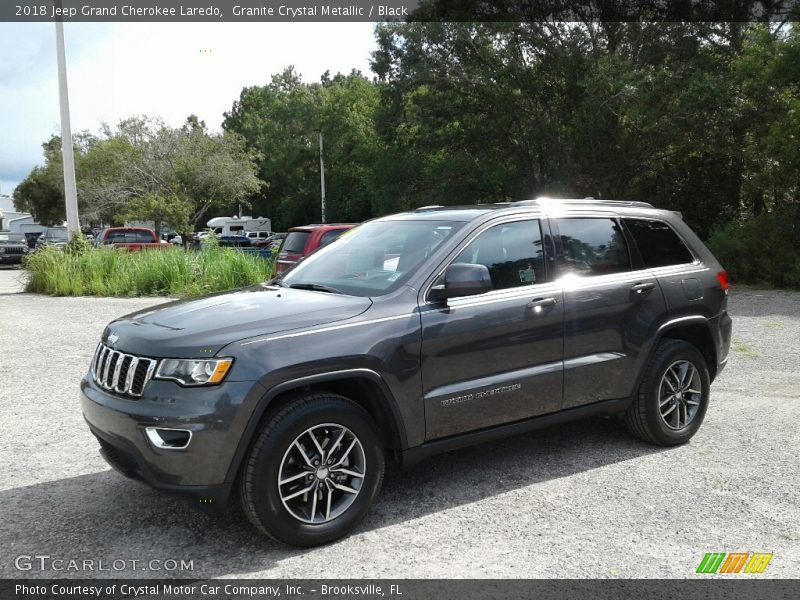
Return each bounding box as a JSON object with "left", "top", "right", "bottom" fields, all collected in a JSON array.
[
  {"left": 708, "top": 205, "right": 800, "bottom": 289},
  {"left": 24, "top": 246, "right": 274, "bottom": 297},
  {"left": 64, "top": 230, "right": 91, "bottom": 255}
]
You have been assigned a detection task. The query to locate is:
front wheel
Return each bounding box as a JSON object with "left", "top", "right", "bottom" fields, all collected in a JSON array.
[
  {"left": 625, "top": 339, "right": 711, "bottom": 446},
  {"left": 240, "top": 392, "right": 384, "bottom": 547}
]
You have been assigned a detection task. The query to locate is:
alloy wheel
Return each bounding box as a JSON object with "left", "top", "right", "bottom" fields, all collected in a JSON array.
[
  {"left": 658, "top": 360, "right": 703, "bottom": 430},
  {"left": 278, "top": 423, "right": 366, "bottom": 524}
]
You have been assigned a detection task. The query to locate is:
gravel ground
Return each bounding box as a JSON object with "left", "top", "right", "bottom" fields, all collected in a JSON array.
[{"left": 0, "top": 269, "right": 798, "bottom": 579}]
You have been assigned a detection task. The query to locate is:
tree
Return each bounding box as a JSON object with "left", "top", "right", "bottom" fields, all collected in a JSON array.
[
  {"left": 368, "top": 21, "right": 799, "bottom": 238},
  {"left": 14, "top": 116, "right": 263, "bottom": 234},
  {"left": 13, "top": 134, "right": 97, "bottom": 226},
  {"left": 121, "top": 192, "right": 192, "bottom": 237},
  {"left": 13, "top": 165, "right": 64, "bottom": 226},
  {"left": 223, "top": 67, "right": 383, "bottom": 230}
]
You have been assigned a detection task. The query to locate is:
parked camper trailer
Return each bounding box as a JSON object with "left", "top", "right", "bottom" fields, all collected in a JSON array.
[{"left": 205, "top": 216, "right": 272, "bottom": 237}]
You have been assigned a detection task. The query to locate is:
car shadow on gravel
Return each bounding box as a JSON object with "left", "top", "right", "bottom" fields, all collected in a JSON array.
[{"left": 0, "top": 416, "right": 665, "bottom": 579}]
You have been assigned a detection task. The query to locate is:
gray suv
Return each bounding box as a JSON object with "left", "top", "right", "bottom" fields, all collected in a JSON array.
[{"left": 81, "top": 199, "right": 732, "bottom": 546}]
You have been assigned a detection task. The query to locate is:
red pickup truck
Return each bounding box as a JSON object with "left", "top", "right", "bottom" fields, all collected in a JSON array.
[{"left": 94, "top": 227, "right": 171, "bottom": 251}]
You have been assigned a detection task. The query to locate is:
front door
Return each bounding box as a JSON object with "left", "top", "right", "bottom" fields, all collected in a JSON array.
[{"left": 419, "top": 218, "right": 564, "bottom": 440}]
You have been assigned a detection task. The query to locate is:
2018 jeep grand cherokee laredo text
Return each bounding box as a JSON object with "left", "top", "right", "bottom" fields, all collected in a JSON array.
[{"left": 81, "top": 199, "right": 732, "bottom": 546}]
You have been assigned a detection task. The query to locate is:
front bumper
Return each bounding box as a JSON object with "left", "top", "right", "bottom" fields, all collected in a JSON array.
[
  {"left": 0, "top": 253, "right": 24, "bottom": 263},
  {"left": 80, "top": 376, "right": 265, "bottom": 512}
]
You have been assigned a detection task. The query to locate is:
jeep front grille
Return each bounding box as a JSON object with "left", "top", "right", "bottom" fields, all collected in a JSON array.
[{"left": 91, "top": 343, "right": 157, "bottom": 398}]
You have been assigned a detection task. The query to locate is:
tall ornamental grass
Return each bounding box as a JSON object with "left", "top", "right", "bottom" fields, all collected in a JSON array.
[{"left": 24, "top": 246, "right": 273, "bottom": 297}]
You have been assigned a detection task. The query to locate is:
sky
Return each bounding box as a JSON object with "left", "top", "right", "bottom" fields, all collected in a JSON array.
[{"left": 0, "top": 22, "right": 377, "bottom": 197}]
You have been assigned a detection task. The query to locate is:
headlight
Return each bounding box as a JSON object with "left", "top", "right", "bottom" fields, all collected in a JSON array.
[{"left": 155, "top": 358, "right": 233, "bottom": 386}]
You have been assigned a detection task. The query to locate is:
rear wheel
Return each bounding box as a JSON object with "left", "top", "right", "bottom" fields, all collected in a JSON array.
[
  {"left": 625, "top": 339, "right": 711, "bottom": 446},
  {"left": 240, "top": 392, "right": 384, "bottom": 546}
]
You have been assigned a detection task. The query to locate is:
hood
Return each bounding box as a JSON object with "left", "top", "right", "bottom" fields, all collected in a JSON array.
[{"left": 102, "top": 285, "right": 372, "bottom": 358}]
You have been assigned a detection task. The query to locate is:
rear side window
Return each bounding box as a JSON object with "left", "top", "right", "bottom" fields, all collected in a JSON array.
[
  {"left": 554, "top": 218, "right": 630, "bottom": 277},
  {"left": 282, "top": 231, "right": 310, "bottom": 253},
  {"left": 319, "top": 229, "right": 345, "bottom": 248},
  {"left": 453, "top": 220, "right": 546, "bottom": 290},
  {"left": 623, "top": 219, "right": 694, "bottom": 267}
]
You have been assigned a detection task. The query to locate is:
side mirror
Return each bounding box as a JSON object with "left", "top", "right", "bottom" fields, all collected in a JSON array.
[{"left": 430, "top": 263, "right": 492, "bottom": 302}]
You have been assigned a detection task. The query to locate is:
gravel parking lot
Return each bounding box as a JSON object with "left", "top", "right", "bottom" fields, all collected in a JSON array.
[{"left": 1, "top": 268, "right": 798, "bottom": 579}]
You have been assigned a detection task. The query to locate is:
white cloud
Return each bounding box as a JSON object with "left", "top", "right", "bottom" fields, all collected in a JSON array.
[{"left": 0, "top": 22, "right": 377, "bottom": 194}]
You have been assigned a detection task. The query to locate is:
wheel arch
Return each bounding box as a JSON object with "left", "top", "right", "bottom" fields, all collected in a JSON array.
[
  {"left": 656, "top": 318, "right": 718, "bottom": 382},
  {"left": 224, "top": 369, "right": 408, "bottom": 484}
]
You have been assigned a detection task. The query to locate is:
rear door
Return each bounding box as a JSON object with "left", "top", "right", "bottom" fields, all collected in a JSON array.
[
  {"left": 419, "top": 217, "right": 564, "bottom": 440},
  {"left": 552, "top": 215, "right": 666, "bottom": 409},
  {"left": 621, "top": 217, "right": 703, "bottom": 308}
]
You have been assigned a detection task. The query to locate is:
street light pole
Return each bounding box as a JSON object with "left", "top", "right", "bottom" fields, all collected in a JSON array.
[
  {"left": 319, "top": 131, "right": 326, "bottom": 224},
  {"left": 55, "top": 16, "right": 80, "bottom": 236}
]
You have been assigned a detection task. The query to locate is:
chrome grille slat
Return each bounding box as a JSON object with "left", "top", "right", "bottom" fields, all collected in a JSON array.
[
  {"left": 112, "top": 353, "right": 125, "bottom": 392},
  {"left": 97, "top": 346, "right": 109, "bottom": 381},
  {"left": 124, "top": 357, "right": 139, "bottom": 393},
  {"left": 101, "top": 348, "right": 113, "bottom": 385},
  {"left": 92, "top": 344, "right": 102, "bottom": 373},
  {"left": 105, "top": 352, "right": 119, "bottom": 387},
  {"left": 91, "top": 343, "right": 156, "bottom": 398}
]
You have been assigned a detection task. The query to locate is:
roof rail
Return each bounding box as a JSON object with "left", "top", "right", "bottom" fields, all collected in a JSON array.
[
  {"left": 510, "top": 197, "right": 654, "bottom": 209},
  {"left": 415, "top": 205, "right": 445, "bottom": 211}
]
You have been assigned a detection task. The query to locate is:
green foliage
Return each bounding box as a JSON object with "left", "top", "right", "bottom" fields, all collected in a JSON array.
[
  {"left": 222, "top": 23, "right": 799, "bottom": 257},
  {"left": 14, "top": 116, "right": 262, "bottom": 232},
  {"left": 64, "top": 230, "right": 91, "bottom": 256},
  {"left": 14, "top": 23, "right": 800, "bottom": 289},
  {"left": 223, "top": 68, "right": 381, "bottom": 229},
  {"left": 203, "top": 230, "right": 220, "bottom": 250},
  {"left": 122, "top": 192, "right": 192, "bottom": 235},
  {"left": 12, "top": 165, "right": 64, "bottom": 226},
  {"left": 708, "top": 205, "right": 800, "bottom": 289},
  {"left": 24, "top": 246, "right": 273, "bottom": 297}
]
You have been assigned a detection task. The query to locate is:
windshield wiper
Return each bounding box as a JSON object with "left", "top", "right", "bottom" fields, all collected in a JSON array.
[{"left": 288, "top": 283, "right": 343, "bottom": 294}]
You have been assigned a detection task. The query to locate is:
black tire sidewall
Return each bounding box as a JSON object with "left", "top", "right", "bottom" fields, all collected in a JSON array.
[
  {"left": 643, "top": 342, "right": 711, "bottom": 445},
  {"left": 245, "top": 395, "right": 384, "bottom": 546}
]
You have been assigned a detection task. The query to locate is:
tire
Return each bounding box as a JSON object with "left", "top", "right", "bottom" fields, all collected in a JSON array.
[
  {"left": 625, "top": 339, "right": 711, "bottom": 446},
  {"left": 240, "top": 392, "right": 384, "bottom": 547}
]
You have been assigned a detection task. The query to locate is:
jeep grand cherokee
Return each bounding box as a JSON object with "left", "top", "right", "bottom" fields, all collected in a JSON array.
[{"left": 81, "top": 198, "right": 732, "bottom": 546}]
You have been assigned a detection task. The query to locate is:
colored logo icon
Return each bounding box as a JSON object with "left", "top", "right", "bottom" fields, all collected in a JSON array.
[{"left": 697, "top": 552, "right": 773, "bottom": 574}]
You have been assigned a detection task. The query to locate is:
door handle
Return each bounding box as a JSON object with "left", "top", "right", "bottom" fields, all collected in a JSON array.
[
  {"left": 527, "top": 297, "right": 557, "bottom": 312},
  {"left": 630, "top": 282, "right": 656, "bottom": 296}
]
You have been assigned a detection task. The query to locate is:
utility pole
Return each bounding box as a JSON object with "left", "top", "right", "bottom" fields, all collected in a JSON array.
[
  {"left": 55, "top": 13, "right": 80, "bottom": 236},
  {"left": 319, "top": 131, "right": 326, "bottom": 223}
]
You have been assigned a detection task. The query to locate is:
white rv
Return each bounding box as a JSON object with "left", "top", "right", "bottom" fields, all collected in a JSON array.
[{"left": 205, "top": 216, "right": 272, "bottom": 237}]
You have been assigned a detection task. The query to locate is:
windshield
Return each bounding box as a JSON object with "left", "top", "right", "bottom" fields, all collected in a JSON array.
[
  {"left": 281, "top": 220, "right": 464, "bottom": 297},
  {"left": 45, "top": 229, "right": 69, "bottom": 241}
]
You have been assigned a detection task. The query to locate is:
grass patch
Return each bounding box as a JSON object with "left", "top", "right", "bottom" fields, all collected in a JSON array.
[
  {"left": 731, "top": 338, "right": 761, "bottom": 358},
  {"left": 23, "top": 246, "right": 273, "bottom": 297}
]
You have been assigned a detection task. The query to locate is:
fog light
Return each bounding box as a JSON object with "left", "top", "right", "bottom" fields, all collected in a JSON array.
[{"left": 145, "top": 427, "right": 192, "bottom": 450}]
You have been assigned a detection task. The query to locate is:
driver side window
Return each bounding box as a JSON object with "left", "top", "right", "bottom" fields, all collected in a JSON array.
[{"left": 453, "top": 220, "right": 545, "bottom": 291}]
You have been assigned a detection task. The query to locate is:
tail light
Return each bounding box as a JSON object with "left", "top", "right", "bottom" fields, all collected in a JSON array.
[{"left": 716, "top": 271, "right": 730, "bottom": 292}]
